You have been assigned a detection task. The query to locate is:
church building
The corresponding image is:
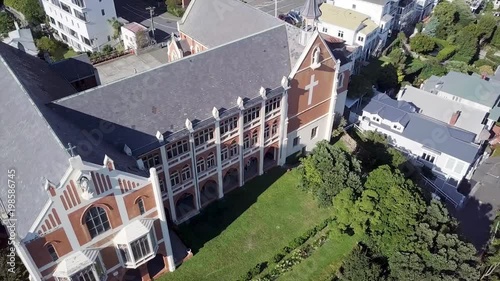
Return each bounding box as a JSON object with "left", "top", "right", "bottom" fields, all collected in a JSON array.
[{"left": 0, "top": 0, "right": 352, "bottom": 280}]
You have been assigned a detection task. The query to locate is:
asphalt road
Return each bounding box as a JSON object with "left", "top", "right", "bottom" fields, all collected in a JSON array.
[
  {"left": 245, "top": 0, "right": 305, "bottom": 16},
  {"left": 114, "top": 0, "right": 179, "bottom": 42}
]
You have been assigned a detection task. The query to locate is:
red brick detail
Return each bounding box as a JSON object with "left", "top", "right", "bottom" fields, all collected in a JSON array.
[
  {"left": 60, "top": 195, "right": 68, "bottom": 210},
  {"left": 53, "top": 209, "right": 61, "bottom": 225},
  {"left": 63, "top": 190, "right": 72, "bottom": 209},
  {"left": 70, "top": 180, "right": 81, "bottom": 205}
]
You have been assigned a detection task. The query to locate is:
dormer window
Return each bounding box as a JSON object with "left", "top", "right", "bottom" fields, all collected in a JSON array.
[{"left": 372, "top": 116, "right": 381, "bottom": 123}]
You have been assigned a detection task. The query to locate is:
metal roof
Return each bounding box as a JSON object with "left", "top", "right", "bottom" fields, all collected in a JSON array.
[
  {"left": 363, "top": 94, "right": 481, "bottom": 163},
  {"left": 300, "top": 0, "right": 321, "bottom": 20},
  {"left": 319, "top": 5, "right": 378, "bottom": 34}
]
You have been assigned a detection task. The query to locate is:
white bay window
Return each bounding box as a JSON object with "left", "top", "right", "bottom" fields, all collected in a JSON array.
[{"left": 114, "top": 219, "right": 157, "bottom": 268}]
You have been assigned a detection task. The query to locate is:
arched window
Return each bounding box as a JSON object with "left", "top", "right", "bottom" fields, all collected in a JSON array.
[
  {"left": 251, "top": 130, "right": 258, "bottom": 146},
  {"left": 181, "top": 165, "right": 191, "bottom": 181},
  {"left": 243, "top": 134, "right": 250, "bottom": 149},
  {"left": 207, "top": 153, "right": 216, "bottom": 168},
  {"left": 337, "top": 72, "right": 344, "bottom": 88},
  {"left": 271, "top": 120, "right": 279, "bottom": 136},
  {"left": 85, "top": 206, "right": 110, "bottom": 238},
  {"left": 230, "top": 141, "right": 238, "bottom": 157},
  {"left": 197, "top": 158, "right": 206, "bottom": 173},
  {"left": 47, "top": 244, "right": 58, "bottom": 261},
  {"left": 312, "top": 47, "right": 320, "bottom": 65},
  {"left": 137, "top": 198, "right": 145, "bottom": 215},
  {"left": 264, "top": 124, "right": 270, "bottom": 140},
  {"left": 221, "top": 146, "right": 228, "bottom": 161}
]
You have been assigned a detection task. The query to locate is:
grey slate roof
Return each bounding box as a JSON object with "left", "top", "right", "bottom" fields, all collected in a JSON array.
[
  {"left": 178, "top": 0, "right": 283, "bottom": 48},
  {"left": 363, "top": 94, "right": 480, "bottom": 163},
  {"left": 0, "top": 42, "right": 143, "bottom": 240},
  {"left": 398, "top": 85, "right": 490, "bottom": 139},
  {"left": 300, "top": 0, "right": 321, "bottom": 20},
  {"left": 50, "top": 54, "right": 95, "bottom": 83},
  {"left": 422, "top": 72, "right": 500, "bottom": 108},
  {"left": 54, "top": 26, "right": 293, "bottom": 153},
  {"left": 2, "top": 28, "right": 39, "bottom": 56}
]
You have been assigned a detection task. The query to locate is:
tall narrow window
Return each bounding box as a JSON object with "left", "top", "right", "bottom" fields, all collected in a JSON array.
[
  {"left": 207, "top": 153, "right": 216, "bottom": 168},
  {"left": 138, "top": 198, "right": 145, "bottom": 215},
  {"left": 47, "top": 244, "right": 58, "bottom": 261},
  {"left": 251, "top": 131, "right": 258, "bottom": 146},
  {"left": 264, "top": 124, "right": 270, "bottom": 140},
  {"left": 170, "top": 171, "right": 180, "bottom": 187},
  {"left": 271, "top": 120, "right": 279, "bottom": 136},
  {"left": 243, "top": 107, "right": 260, "bottom": 124},
  {"left": 230, "top": 141, "right": 238, "bottom": 157},
  {"left": 197, "top": 158, "right": 206, "bottom": 173},
  {"left": 221, "top": 146, "right": 228, "bottom": 161},
  {"left": 244, "top": 135, "right": 250, "bottom": 149},
  {"left": 101, "top": 9, "right": 105, "bottom": 16},
  {"left": 181, "top": 165, "right": 191, "bottom": 181}
]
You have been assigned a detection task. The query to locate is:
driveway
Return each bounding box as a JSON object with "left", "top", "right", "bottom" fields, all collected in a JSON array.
[
  {"left": 114, "top": 0, "right": 179, "bottom": 42},
  {"left": 455, "top": 156, "right": 500, "bottom": 249}
]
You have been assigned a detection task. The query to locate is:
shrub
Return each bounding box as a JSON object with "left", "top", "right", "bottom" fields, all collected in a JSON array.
[
  {"left": 436, "top": 46, "right": 456, "bottom": 61},
  {"left": 282, "top": 246, "right": 292, "bottom": 254},
  {"left": 272, "top": 253, "right": 285, "bottom": 263},
  {"left": 410, "top": 33, "right": 436, "bottom": 54}
]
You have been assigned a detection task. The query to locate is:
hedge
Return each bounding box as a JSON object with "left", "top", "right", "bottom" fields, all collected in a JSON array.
[{"left": 436, "top": 46, "right": 456, "bottom": 62}]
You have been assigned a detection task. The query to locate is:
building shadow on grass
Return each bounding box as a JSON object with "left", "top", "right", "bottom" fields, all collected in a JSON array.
[{"left": 175, "top": 167, "right": 287, "bottom": 254}]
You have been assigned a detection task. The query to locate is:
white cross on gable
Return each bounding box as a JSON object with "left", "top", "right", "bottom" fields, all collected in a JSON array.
[{"left": 305, "top": 74, "right": 319, "bottom": 106}]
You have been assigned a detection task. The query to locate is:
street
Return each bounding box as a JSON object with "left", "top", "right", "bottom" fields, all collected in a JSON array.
[
  {"left": 245, "top": 0, "right": 305, "bottom": 16},
  {"left": 113, "top": 0, "right": 179, "bottom": 42}
]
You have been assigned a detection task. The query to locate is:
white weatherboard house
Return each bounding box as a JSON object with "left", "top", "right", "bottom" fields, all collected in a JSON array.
[
  {"left": 359, "top": 94, "right": 481, "bottom": 205},
  {"left": 397, "top": 85, "right": 493, "bottom": 143},
  {"left": 317, "top": 5, "right": 382, "bottom": 61},
  {"left": 42, "top": 0, "right": 117, "bottom": 52},
  {"left": 421, "top": 72, "right": 500, "bottom": 129}
]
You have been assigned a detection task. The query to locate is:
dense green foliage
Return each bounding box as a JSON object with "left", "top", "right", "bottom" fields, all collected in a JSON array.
[
  {"left": 410, "top": 33, "right": 436, "bottom": 54},
  {"left": 436, "top": 46, "right": 456, "bottom": 62},
  {"left": 0, "top": 248, "right": 29, "bottom": 281},
  {"left": 347, "top": 74, "right": 373, "bottom": 98},
  {"left": 36, "top": 36, "right": 58, "bottom": 54},
  {"left": 453, "top": 24, "right": 479, "bottom": 63},
  {"left": 298, "top": 141, "right": 363, "bottom": 207},
  {"left": 4, "top": 0, "right": 44, "bottom": 24},
  {"left": 166, "top": 0, "right": 185, "bottom": 17},
  {"left": 476, "top": 15, "right": 497, "bottom": 40},
  {"left": 339, "top": 245, "right": 385, "bottom": 281},
  {"left": 0, "top": 11, "right": 14, "bottom": 36}
]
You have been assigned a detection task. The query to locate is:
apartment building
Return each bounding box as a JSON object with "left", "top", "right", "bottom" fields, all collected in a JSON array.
[{"left": 42, "top": 0, "right": 117, "bottom": 52}]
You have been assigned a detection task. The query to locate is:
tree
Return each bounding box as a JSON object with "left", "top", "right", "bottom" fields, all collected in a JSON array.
[
  {"left": 410, "top": 33, "right": 436, "bottom": 54},
  {"left": 0, "top": 248, "right": 29, "bottom": 281},
  {"left": 479, "top": 65, "right": 495, "bottom": 75},
  {"left": 0, "top": 11, "right": 14, "bottom": 36},
  {"left": 298, "top": 141, "right": 363, "bottom": 207},
  {"left": 387, "top": 48, "right": 407, "bottom": 66},
  {"left": 476, "top": 15, "right": 497, "bottom": 40},
  {"left": 108, "top": 17, "right": 123, "bottom": 40},
  {"left": 36, "top": 36, "right": 58, "bottom": 54},
  {"left": 4, "top": 0, "right": 44, "bottom": 25},
  {"left": 347, "top": 74, "right": 373, "bottom": 98},
  {"left": 339, "top": 245, "right": 385, "bottom": 281},
  {"left": 423, "top": 16, "right": 439, "bottom": 37},
  {"left": 453, "top": 24, "right": 479, "bottom": 63},
  {"left": 135, "top": 29, "right": 150, "bottom": 49},
  {"left": 433, "top": 1, "right": 458, "bottom": 38},
  {"left": 376, "top": 63, "right": 399, "bottom": 92}
]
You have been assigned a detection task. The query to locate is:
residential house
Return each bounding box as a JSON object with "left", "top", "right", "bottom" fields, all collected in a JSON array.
[
  {"left": 359, "top": 93, "right": 482, "bottom": 206},
  {"left": 421, "top": 72, "right": 500, "bottom": 130},
  {"left": 397, "top": 85, "right": 493, "bottom": 143},
  {"left": 42, "top": 0, "right": 118, "bottom": 52},
  {"left": 317, "top": 5, "right": 381, "bottom": 61},
  {"left": 2, "top": 22, "right": 38, "bottom": 56},
  {"left": 121, "top": 22, "right": 149, "bottom": 52}
]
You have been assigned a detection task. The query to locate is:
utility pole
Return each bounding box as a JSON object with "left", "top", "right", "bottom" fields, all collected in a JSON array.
[
  {"left": 275, "top": 0, "right": 278, "bottom": 18},
  {"left": 146, "top": 6, "right": 156, "bottom": 39}
]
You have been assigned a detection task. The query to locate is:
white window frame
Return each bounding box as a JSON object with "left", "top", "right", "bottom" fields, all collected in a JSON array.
[
  {"left": 85, "top": 207, "right": 111, "bottom": 238},
  {"left": 166, "top": 140, "right": 189, "bottom": 159},
  {"left": 221, "top": 146, "right": 229, "bottom": 161},
  {"left": 293, "top": 137, "right": 300, "bottom": 147},
  {"left": 265, "top": 96, "right": 281, "bottom": 114},
  {"left": 170, "top": 171, "right": 180, "bottom": 187},
  {"left": 220, "top": 116, "right": 238, "bottom": 135},
  {"left": 421, "top": 152, "right": 436, "bottom": 163},
  {"left": 244, "top": 135, "right": 250, "bottom": 149},
  {"left": 141, "top": 153, "right": 161, "bottom": 169},
  {"left": 251, "top": 131, "right": 258, "bottom": 147},
  {"left": 311, "top": 127, "right": 318, "bottom": 139},
  {"left": 264, "top": 124, "right": 270, "bottom": 140},
  {"left": 207, "top": 153, "right": 216, "bottom": 168},
  {"left": 181, "top": 165, "right": 191, "bottom": 181},
  {"left": 271, "top": 121, "right": 279, "bottom": 136},
  {"left": 338, "top": 30, "right": 344, "bottom": 38},
  {"left": 337, "top": 72, "right": 344, "bottom": 89},
  {"left": 243, "top": 106, "right": 260, "bottom": 124},
  {"left": 197, "top": 158, "right": 206, "bottom": 173},
  {"left": 194, "top": 128, "right": 214, "bottom": 147},
  {"left": 230, "top": 142, "right": 238, "bottom": 157}
]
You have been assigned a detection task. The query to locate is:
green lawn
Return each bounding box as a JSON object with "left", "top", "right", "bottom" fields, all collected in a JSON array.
[
  {"left": 279, "top": 231, "right": 360, "bottom": 281},
  {"left": 159, "top": 168, "right": 333, "bottom": 281}
]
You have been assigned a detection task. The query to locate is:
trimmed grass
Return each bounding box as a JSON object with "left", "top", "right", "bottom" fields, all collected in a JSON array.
[
  {"left": 52, "top": 46, "right": 79, "bottom": 61},
  {"left": 159, "top": 168, "right": 332, "bottom": 281},
  {"left": 279, "top": 231, "right": 360, "bottom": 281}
]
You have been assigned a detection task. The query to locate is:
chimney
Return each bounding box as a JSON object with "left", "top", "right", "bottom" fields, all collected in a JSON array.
[{"left": 449, "top": 111, "right": 461, "bottom": 126}]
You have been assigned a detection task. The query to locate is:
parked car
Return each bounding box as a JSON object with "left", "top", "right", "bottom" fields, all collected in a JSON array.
[{"left": 278, "top": 14, "right": 295, "bottom": 25}]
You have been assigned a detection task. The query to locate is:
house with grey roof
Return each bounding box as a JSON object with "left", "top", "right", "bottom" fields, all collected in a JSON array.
[
  {"left": 359, "top": 94, "right": 482, "bottom": 206},
  {"left": 397, "top": 85, "right": 492, "bottom": 143},
  {"left": 422, "top": 72, "right": 500, "bottom": 127},
  {"left": 2, "top": 24, "right": 38, "bottom": 56}
]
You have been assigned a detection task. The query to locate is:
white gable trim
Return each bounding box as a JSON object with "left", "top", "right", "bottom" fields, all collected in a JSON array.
[{"left": 288, "top": 31, "right": 321, "bottom": 79}]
